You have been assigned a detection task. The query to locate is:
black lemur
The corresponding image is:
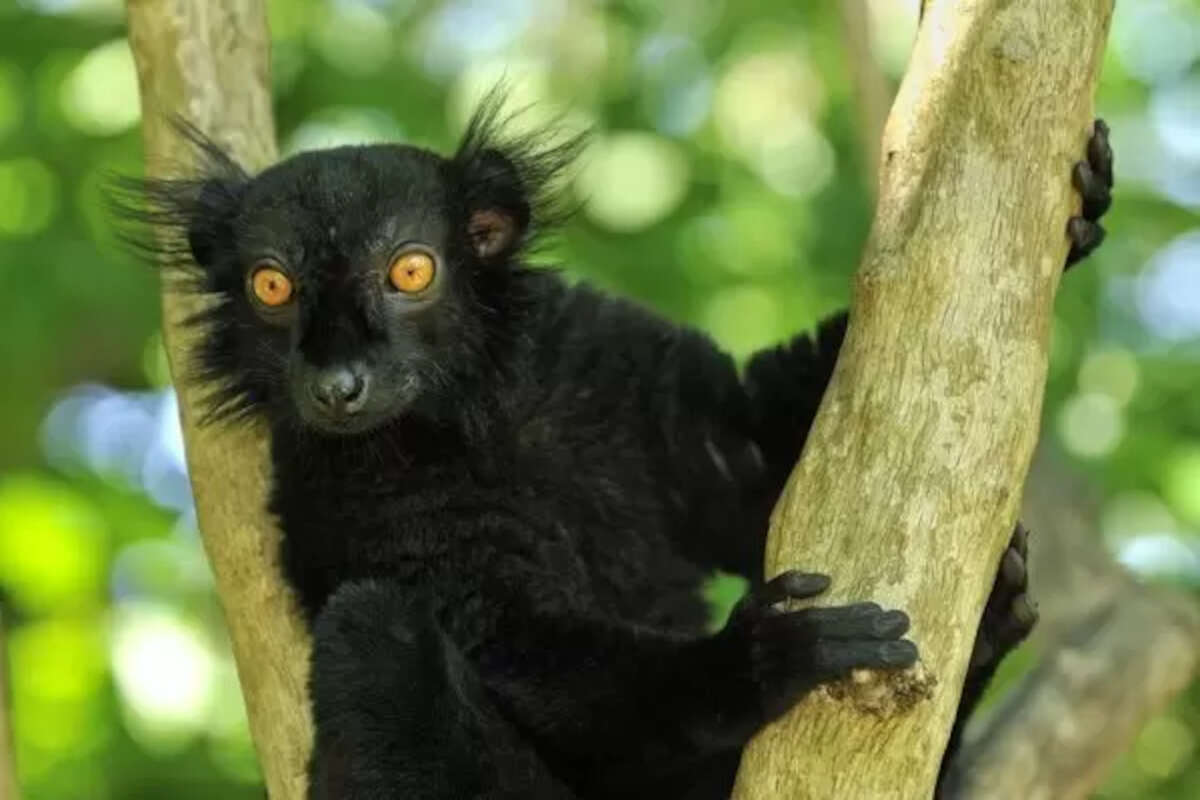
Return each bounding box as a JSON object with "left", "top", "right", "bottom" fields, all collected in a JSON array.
[{"left": 124, "top": 95, "right": 1112, "bottom": 798}]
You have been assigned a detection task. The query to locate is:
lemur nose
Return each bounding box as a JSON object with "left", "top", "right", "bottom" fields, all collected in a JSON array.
[{"left": 312, "top": 366, "right": 368, "bottom": 414}]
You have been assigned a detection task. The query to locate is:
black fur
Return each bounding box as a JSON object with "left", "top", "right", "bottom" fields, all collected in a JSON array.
[{"left": 112, "top": 94, "right": 1113, "bottom": 799}]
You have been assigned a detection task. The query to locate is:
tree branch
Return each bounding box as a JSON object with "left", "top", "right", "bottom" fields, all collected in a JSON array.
[
  {"left": 834, "top": 8, "right": 1199, "bottom": 793},
  {"left": 944, "top": 450, "right": 1200, "bottom": 799},
  {"left": 124, "top": 2, "right": 312, "bottom": 797},
  {"left": 837, "top": 0, "right": 892, "bottom": 193},
  {"left": 732, "top": 2, "right": 1114, "bottom": 798}
]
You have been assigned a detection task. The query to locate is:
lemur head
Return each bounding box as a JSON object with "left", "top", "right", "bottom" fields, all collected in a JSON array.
[{"left": 118, "top": 92, "right": 581, "bottom": 436}]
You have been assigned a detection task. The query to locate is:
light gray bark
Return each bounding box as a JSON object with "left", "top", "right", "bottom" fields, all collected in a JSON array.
[
  {"left": 125, "top": 2, "right": 312, "bottom": 797},
  {"left": 733, "top": 2, "right": 1115, "bottom": 797}
]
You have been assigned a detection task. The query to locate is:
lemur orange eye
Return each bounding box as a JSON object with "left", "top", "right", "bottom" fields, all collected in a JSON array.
[
  {"left": 250, "top": 265, "right": 294, "bottom": 307},
  {"left": 388, "top": 250, "right": 436, "bottom": 294}
]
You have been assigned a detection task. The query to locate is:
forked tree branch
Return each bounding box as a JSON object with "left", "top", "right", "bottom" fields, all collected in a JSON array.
[
  {"left": 733, "top": 2, "right": 1114, "bottom": 798},
  {"left": 124, "top": 2, "right": 312, "bottom": 798}
]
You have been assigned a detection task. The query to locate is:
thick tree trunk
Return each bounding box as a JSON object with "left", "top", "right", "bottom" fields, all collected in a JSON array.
[
  {"left": 732, "top": 2, "right": 1114, "bottom": 798},
  {"left": 124, "top": 2, "right": 313, "bottom": 798}
]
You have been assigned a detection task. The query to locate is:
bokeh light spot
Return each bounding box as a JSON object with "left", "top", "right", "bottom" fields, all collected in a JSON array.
[
  {"left": 1134, "top": 714, "right": 1196, "bottom": 779},
  {"left": 111, "top": 602, "right": 217, "bottom": 746},
  {"left": 313, "top": 3, "right": 394, "bottom": 77},
  {"left": 283, "top": 107, "right": 404, "bottom": 155},
  {"left": 867, "top": 0, "right": 920, "bottom": 76},
  {"left": 0, "top": 157, "right": 59, "bottom": 237},
  {"left": 1162, "top": 445, "right": 1200, "bottom": 526},
  {"left": 577, "top": 131, "right": 689, "bottom": 232},
  {"left": 1057, "top": 392, "right": 1124, "bottom": 458},
  {"left": 1151, "top": 78, "right": 1200, "bottom": 163},
  {"left": 1102, "top": 491, "right": 1178, "bottom": 545},
  {"left": 755, "top": 120, "right": 835, "bottom": 199},
  {"left": 1112, "top": 0, "right": 1200, "bottom": 85},
  {"left": 1116, "top": 533, "right": 1200, "bottom": 581},
  {"left": 0, "top": 475, "right": 105, "bottom": 613},
  {"left": 637, "top": 34, "right": 712, "bottom": 135},
  {"left": 422, "top": 0, "right": 539, "bottom": 77},
  {"left": 1138, "top": 230, "right": 1200, "bottom": 342},
  {"left": 59, "top": 38, "right": 140, "bottom": 135},
  {"left": 702, "top": 286, "right": 783, "bottom": 361},
  {"left": 9, "top": 619, "right": 107, "bottom": 752},
  {"left": 714, "top": 50, "right": 826, "bottom": 158},
  {"left": 1078, "top": 347, "right": 1140, "bottom": 407},
  {"left": 41, "top": 386, "right": 192, "bottom": 514}
]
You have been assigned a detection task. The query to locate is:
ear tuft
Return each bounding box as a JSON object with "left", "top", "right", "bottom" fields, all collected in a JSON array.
[
  {"left": 184, "top": 178, "right": 245, "bottom": 267},
  {"left": 107, "top": 116, "right": 249, "bottom": 283},
  {"left": 452, "top": 84, "right": 587, "bottom": 263}
]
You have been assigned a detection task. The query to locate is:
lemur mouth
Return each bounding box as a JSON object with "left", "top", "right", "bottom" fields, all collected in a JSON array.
[{"left": 298, "top": 373, "right": 423, "bottom": 437}]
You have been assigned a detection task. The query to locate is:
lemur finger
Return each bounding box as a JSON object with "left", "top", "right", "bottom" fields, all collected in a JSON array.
[
  {"left": 752, "top": 571, "right": 831, "bottom": 607},
  {"left": 1089, "top": 119, "right": 1114, "bottom": 187},
  {"left": 807, "top": 639, "right": 919, "bottom": 677},
  {"left": 1073, "top": 160, "right": 1112, "bottom": 221},
  {"left": 1013, "top": 522, "right": 1030, "bottom": 556},
  {"left": 1000, "top": 547, "right": 1026, "bottom": 587},
  {"left": 1011, "top": 594, "right": 1039, "bottom": 628},
  {"left": 763, "top": 606, "right": 909, "bottom": 641},
  {"left": 1066, "top": 217, "right": 1106, "bottom": 267}
]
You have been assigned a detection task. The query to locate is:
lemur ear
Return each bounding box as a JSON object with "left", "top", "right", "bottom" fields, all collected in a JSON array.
[
  {"left": 452, "top": 85, "right": 587, "bottom": 263},
  {"left": 461, "top": 148, "right": 531, "bottom": 261},
  {"left": 468, "top": 206, "right": 521, "bottom": 260}
]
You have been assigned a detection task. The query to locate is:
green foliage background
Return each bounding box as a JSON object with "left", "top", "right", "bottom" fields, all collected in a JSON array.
[{"left": 0, "top": 0, "right": 1197, "bottom": 797}]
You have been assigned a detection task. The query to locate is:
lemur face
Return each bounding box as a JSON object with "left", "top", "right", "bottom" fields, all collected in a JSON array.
[{"left": 127, "top": 94, "right": 573, "bottom": 436}]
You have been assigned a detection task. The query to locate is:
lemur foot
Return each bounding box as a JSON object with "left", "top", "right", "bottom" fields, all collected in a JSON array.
[
  {"left": 1066, "top": 119, "right": 1114, "bottom": 268},
  {"left": 969, "top": 523, "right": 1037, "bottom": 674}
]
